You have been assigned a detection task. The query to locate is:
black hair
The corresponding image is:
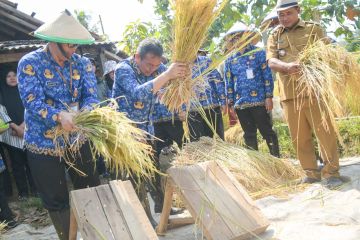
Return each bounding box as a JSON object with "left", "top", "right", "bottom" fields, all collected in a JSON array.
[{"left": 137, "top": 38, "right": 163, "bottom": 59}]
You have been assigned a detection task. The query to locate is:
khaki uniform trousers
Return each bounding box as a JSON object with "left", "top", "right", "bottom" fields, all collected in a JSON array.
[{"left": 282, "top": 99, "right": 339, "bottom": 179}]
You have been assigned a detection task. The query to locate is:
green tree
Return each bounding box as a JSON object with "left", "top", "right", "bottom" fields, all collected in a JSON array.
[
  {"left": 118, "top": 19, "right": 159, "bottom": 55},
  {"left": 152, "top": 0, "right": 359, "bottom": 45},
  {"left": 74, "top": 9, "right": 101, "bottom": 35}
]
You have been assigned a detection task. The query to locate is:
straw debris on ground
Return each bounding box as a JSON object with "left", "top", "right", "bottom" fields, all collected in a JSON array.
[{"left": 174, "top": 137, "right": 303, "bottom": 197}]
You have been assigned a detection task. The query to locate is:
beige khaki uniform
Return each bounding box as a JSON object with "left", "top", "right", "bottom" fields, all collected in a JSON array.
[{"left": 266, "top": 20, "right": 339, "bottom": 179}]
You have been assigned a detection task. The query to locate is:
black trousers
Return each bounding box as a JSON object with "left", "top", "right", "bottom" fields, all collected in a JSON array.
[
  {"left": 0, "top": 172, "right": 14, "bottom": 222},
  {"left": 154, "top": 120, "right": 184, "bottom": 157},
  {"left": 188, "top": 106, "right": 224, "bottom": 141},
  {"left": 235, "top": 106, "right": 280, "bottom": 157},
  {"left": 5, "top": 146, "right": 36, "bottom": 197},
  {"left": 27, "top": 142, "right": 100, "bottom": 211}
]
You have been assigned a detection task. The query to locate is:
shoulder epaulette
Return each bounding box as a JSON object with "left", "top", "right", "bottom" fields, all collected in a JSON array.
[{"left": 269, "top": 25, "right": 283, "bottom": 35}]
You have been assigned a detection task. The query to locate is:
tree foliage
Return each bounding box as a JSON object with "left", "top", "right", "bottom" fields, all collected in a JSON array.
[
  {"left": 120, "top": 0, "right": 359, "bottom": 54},
  {"left": 74, "top": 9, "right": 101, "bottom": 34}
]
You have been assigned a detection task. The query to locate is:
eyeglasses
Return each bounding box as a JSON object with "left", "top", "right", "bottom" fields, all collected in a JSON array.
[{"left": 67, "top": 44, "right": 79, "bottom": 49}]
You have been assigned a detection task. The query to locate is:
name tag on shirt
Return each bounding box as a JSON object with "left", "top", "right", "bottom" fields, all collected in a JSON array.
[
  {"left": 70, "top": 102, "right": 80, "bottom": 112},
  {"left": 246, "top": 68, "right": 254, "bottom": 79}
]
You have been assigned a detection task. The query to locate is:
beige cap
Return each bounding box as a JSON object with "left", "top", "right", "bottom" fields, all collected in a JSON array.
[
  {"left": 276, "top": 0, "right": 299, "bottom": 11},
  {"left": 33, "top": 9, "right": 95, "bottom": 44}
]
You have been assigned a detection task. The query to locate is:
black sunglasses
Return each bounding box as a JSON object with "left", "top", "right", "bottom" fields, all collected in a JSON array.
[{"left": 67, "top": 43, "right": 79, "bottom": 49}]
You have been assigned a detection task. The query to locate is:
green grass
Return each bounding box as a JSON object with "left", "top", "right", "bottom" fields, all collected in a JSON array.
[{"left": 226, "top": 117, "right": 360, "bottom": 158}]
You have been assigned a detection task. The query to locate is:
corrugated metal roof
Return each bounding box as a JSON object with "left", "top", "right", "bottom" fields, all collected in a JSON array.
[{"left": 0, "top": 40, "right": 118, "bottom": 52}]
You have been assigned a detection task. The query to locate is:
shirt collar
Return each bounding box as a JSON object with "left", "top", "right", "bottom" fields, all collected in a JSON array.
[{"left": 42, "top": 44, "right": 77, "bottom": 67}]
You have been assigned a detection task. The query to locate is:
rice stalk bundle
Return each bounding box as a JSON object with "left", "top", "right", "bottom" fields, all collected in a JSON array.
[
  {"left": 54, "top": 101, "right": 157, "bottom": 179},
  {"left": 161, "top": 0, "right": 228, "bottom": 112},
  {"left": 224, "top": 125, "right": 244, "bottom": 145},
  {"left": 296, "top": 40, "right": 360, "bottom": 136},
  {"left": 0, "top": 221, "right": 6, "bottom": 235},
  {"left": 174, "top": 137, "right": 303, "bottom": 194}
]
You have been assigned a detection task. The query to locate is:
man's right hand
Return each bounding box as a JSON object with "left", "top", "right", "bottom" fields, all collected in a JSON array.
[
  {"left": 285, "top": 62, "right": 300, "bottom": 74},
  {"left": 58, "top": 111, "right": 75, "bottom": 132},
  {"left": 164, "top": 63, "right": 190, "bottom": 80}
]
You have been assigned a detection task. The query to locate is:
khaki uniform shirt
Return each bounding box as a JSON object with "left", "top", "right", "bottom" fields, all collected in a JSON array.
[{"left": 266, "top": 20, "right": 327, "bottom": 101}]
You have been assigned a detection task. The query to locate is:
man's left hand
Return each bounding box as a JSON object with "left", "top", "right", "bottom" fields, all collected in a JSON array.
[{"left": 265, "top": 98, "right": 273, "bottom": 112}]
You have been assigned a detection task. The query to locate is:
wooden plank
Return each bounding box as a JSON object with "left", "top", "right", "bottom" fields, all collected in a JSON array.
[
  {"left": 203, "top": 161, "right": 269, "bottom": 239},
  {"left": 0, "top": 26, "right": 15, "bottom": 37},
  {"left": 0, "top": 52, "right": 28, "bottom": 64},
  {"left": 0, "top": 0, "right": 17, "bottom": 8},
  {"left": 187, "top": 162, "right": 249, "bottom": 238},
  {"left": 168, "top": 217, "right": 194, "bottom": 229},
  {"left": 0, "top": 9, "right": 38, "bottom": 31},
  {"left": 95, "top": 185, "right": 132, "bottom": 240},
  {"left": 168, "top": 167, "right": 234, "bottom": 240},
  {"left": 71, "top": 188, "right": 115, "bottom": 240},
  {"left": 156, "top": 178, "right": 175, "bottom": 235},
  {"left": 0, "top": 18, "right": 33, "bottom": 34},
  {"left": 0, "top": 1, "right": 43, "bottom": 26},
  {"left": 69, "top": 209, "right": 78, "bottom": 240},
  {"left": 110, "top": 180, "right": 158, "bottom": 240},
  {"left": 104, "top": 49, "right": 122, "bottom": 62}
]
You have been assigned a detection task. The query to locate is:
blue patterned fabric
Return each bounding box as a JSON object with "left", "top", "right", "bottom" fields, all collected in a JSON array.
[
  {"left": 0, "top": 157, "right": 5, "bottom": 174},
  {"left": 112, "top": 58, "right": 167, "bottom": 134},
  {"left": 152, "top": 101, "right": 179, "bottom": 123},
  {"left": 17, "top": 48, "right": 99, "bottom": 156},
  {"left": 224, "top": 45, "right": 274, "bottom": 109},
  {"left": 190, "top": 56, "right": 226, "bottom": 111}
]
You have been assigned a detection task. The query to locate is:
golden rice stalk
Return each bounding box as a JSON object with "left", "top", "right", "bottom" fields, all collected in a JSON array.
[
  {"left": 296, "top": 40, "right": 360, "bottom": 138},
  {"left": 174, "top": 137, "right": 303, "bottom": 194},
  {"left": 0, "top": 221, "right": 6, "bottom": 235},
  {"left": 224, "top": 125, "right": 244, "bottom": 145},
  {"left": 161, "top": 0, "right": 228, "bottom": 112},
  {"left": 54, "top": 100, "right": 157, "bottom": 180}
]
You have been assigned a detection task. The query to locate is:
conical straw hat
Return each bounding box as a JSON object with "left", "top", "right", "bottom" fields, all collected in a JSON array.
[{"left": 33, "top": 9, "right": 95, "bottom": 44}]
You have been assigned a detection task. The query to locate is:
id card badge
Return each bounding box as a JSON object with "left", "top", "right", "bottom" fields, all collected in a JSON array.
[
  {"left": 246, "top": 68, "right": 254, "bottom": 79},
  {"left": 70, "top": 102, "right": 80, "bottom": 112}
]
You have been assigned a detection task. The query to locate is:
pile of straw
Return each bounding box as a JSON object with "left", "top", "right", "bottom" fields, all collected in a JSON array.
[
  {"left": 174, "top": 137, "right": 303, "bottom": 196},
  {"left": 161, "top": 0, "right": 227, "bottom": 112},
  {"left": 54, "top": 101, "right": 157, "bottom": 179},
  {"left": 296, "top": 40, "right": 360, "bottom": 136},
  {"left": 224, "top": 125, "right": 244, "bottom": 145}
]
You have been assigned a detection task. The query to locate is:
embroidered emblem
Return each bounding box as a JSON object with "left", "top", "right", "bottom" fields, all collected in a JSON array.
[
  {"left": 23, "top": 65, "right": 35, "bottom": 76},
  {"left": 134, "top": 101, "right": 144, "bottom": 109},
  {"left": 44, "top": 69, "right": 54, "bottom": 79},
  {"left": 72, "top": 69, "right": 81, "bottom": 80}
]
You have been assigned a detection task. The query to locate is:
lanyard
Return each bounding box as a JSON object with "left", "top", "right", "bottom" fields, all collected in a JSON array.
[{"left": 55, "top": 64, "right": 78, "bottom": 102}]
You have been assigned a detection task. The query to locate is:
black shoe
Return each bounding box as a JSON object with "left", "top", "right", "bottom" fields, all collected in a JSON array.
[
  {"left": 154, "top": 206, "right": 184, "bottom": 215},
  {"left": 299, "top": 177, "right": 321, "bottom": 184},
  {"left": 5, "top": 219, "right": 19, "bottom": 230},
  {"left": 323, "top": 176, "right": 345, "bottom": 189}
]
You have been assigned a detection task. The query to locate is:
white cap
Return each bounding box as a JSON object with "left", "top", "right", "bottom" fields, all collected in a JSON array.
[{"left": 103, "top": 60, "right": 117, "bottom": 76}]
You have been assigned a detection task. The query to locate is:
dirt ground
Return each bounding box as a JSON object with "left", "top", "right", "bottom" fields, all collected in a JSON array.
[{"left": 3, "top": 156, "right": 360, "bottom": 240}]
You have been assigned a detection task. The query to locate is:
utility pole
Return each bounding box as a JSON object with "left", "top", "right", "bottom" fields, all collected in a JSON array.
[{"left": 99, "top": 14, "right": 105, "bottom": 35}]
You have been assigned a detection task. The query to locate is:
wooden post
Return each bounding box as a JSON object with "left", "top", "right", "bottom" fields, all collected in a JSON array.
[
  {"left": 156, "top": 178, "right": 175, "bottom": 235},
  {"left": 69, "top": 208, "right": 77, "bottom": 240}
]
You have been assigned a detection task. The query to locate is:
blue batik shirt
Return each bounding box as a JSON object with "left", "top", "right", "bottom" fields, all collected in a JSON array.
[
  {"left": 152, "top": 101, "right": 180, "bottom": 123},
  {"left": 190, "top": 56, "right": 226, "bottom": 111},
  {"left": 224, "top": 45, "right": 274, "bottom": 110},
  {"left": 112, "top": 58, "right": 167, "bottom": 134},
  {"left": 17, "top": 48, "right": 99, "bottom": 156}
]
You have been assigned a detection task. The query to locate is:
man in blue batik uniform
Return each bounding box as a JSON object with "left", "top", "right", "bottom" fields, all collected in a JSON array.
[
  {"left": 224, "top": 22, "right": 280, "bottom": 157},
  {"left": 187, "top": 52, "right": 226, "bottom": 141},
  {"left": 152, "top": 101, "right": 184, "bottom": 158},
  {"left": 112, "top": 38, "right": 188, "bottom": 219},
  {"left": 17, "top": 10, "right": 100, "bottom": 240}
]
